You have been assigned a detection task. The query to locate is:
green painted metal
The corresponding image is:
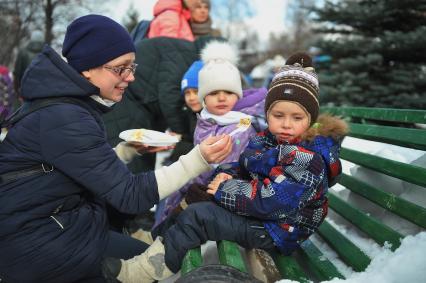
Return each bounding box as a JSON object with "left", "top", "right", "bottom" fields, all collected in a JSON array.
[
  {"left": 217, "top": 240, "right": 247, "bottom": 272},
  {"left": 321, "top": 107, "right": 426, "bottom": 124},
  {"left": 299, "top": 239, "right": 345, "bottom": 281},
  {"left": 341, "top": 148, "right": 426, "bottom": 188},
  {"left": 181, "top": 247, "right": 202, "bottom": 275},
  {"left": 328, "top": 193, "right": 403, "bottom": 250},
  {"left": 318, "top": 221, "right": 371, "bottom": 272},
  {"left": 340, "top": 174, "right": 426, "bottom": 228},
  {"left": 272, "top": 252, "right": 309, "bottom": 282},
  {"left": 347, "top": 123, "right": 426, "bottom": 150}
]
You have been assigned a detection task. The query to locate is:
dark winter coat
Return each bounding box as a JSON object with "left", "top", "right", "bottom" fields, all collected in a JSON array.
[{"left": 0, "top": 46, "right": 159, "bottom": 283}]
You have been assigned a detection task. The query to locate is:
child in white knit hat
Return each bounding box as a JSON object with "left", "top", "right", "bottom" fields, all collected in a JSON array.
[
  {"left": 194, "top": 40, "right": 256, "bottom": 166},
  {"left": 150, "top": 41, "right": 266, "bottom": 233}
]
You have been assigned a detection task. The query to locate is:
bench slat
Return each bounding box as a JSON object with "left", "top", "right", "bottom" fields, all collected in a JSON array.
[
  {"left": 181, "top": 247, "right": 202, "bottom": 275},
  {"left": 329, "top": 193, "right": 403, "bottom": 250},
  {"left": 272, "top": 252, "right": 310, "bottom": 282},
  {"left": 217, "top": 240, "right": 247, "bottom": 273},
  {"left": 348, "top": 123, "right": 426, "bottom": 150},
  {"left": 341, "top": 148, "right": 426, "bottom": 187},
  {"left": 299, "top": 239, "right": 345, "bottom": 281},
  {"left": 318, "top": 220, "right": 371, "bottom": 272},
  {"left": 340, "top": 174, "right": 426, "bottom": 228},
  {"left": 322, "top": 107, "right": 426, "bottom": 124}
]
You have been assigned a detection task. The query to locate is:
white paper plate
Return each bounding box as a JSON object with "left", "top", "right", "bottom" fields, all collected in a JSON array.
[{"left": 119, "top": 129, "right": 179, "bottom": 146}]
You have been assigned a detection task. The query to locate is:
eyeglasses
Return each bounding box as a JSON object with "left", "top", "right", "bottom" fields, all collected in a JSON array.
[{"left": 103, "top": 63, "right": 138, "bottom": 79}]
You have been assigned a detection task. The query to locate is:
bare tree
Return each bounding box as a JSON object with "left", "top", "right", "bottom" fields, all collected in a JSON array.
[
  {"left": 211, "top": 0, "right": 253, "bottom": 40},
  {"left": 122, "top": 3, "right": 140, "bottom": 33},
  {"left": 0, "top": 0, "right": 110, "bottom": 67},
  {"left": 0, "top": 0, "right": 41, "bottom": 66},
  {"left": 42, "top": 0, "right": 110, "bottom": 46},
  {"left": 285, "top": 0, "right": 317, "bottom": 52}
]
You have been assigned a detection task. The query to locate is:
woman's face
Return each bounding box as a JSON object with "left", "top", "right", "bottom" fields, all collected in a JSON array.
[
  {"left": 267, "top": 101, "right": 310, "bottom": 142},
  {"left": 204, "top": 90, "right": 239, "bottom": 116},
  {"left": 82, "top": 52, "right": 136, "bottom": 102},
  {"left": 191, "top": 2, "right": 209, "bottom": 23},
  {"left": 184, "top": 88, "right": 202, "bottom": 112}
]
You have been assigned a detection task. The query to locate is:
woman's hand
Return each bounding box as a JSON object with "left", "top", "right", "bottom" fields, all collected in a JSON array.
[
  {"left": 199, "top": 135, "right": 232, "bottom": 163},
  {"left": 207, "top": 173, "right": 233, "bottom": 195},
  {"left": 128, "top": 142, "right": 174, "bottom": 154}
]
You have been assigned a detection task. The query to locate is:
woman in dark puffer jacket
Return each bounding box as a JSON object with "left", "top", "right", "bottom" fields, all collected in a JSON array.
[{"left": 0, "top": 14, "right": 231, "bottom": 283}]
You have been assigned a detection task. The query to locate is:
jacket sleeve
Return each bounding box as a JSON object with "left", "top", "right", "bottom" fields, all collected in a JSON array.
[
  {"left": 40, "top": 104, "right": 209, "bottom": 214},
  {"left": 214, "top": 146, "right": 326, "bottom": 221}
]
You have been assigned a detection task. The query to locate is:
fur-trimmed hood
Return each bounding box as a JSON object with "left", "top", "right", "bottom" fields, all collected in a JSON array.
[
  {"left": 301, "top": 114, "right": 348, "bottom": 186},
  {"left": 302, "top": 114, "right": 349, "bottom": 142}
]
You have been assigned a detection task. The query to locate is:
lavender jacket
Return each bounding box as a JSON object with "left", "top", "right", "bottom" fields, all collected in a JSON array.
[{"left": 154, "top": 88, "right": 267, "bottom": 226}]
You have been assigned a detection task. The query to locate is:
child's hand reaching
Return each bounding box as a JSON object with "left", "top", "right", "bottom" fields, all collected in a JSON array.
[{"left": 207, "top": 173, "right": 233, "bottom": 195}]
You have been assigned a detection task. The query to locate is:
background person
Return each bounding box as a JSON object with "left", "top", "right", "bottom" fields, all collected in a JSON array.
[
  {"left": 189, "top": 0, "right": 222, "bottom": 39},
  {"left": 147, "top": 0, "right": 195, "bottom": 41},
  {"left": 13, "top": 30, "right": 45, "bottom": 97}
]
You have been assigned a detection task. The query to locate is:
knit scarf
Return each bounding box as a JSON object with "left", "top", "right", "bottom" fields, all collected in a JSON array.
[
  {"left": 200, "top": 108, "right": 252, "bottom": 126},
  {"left": 190, "top": 18, "right": 212, "bottom": 36}
]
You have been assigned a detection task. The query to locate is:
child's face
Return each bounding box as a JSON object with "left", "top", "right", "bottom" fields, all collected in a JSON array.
[
  {"left": 184, "top": 88, "right": 202, "bottom": 112},
  {"left": 267, "top": 101, "right": 310, "bottom": 142},
  {"left": 204, "top": 90, "right": 239, "bottom": 116}
]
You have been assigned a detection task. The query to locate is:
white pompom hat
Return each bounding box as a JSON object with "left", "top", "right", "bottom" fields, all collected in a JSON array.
[{"left": 198, "top": 41, "right": 242, "bottom": 103}]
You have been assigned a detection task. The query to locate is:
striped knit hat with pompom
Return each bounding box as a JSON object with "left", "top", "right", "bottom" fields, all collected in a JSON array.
[{"left": 265, "top": 52, "right": 320, "bottom": 125}]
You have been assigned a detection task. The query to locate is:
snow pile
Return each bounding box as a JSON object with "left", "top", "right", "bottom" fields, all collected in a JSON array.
[
  {"left": 325, "top": 231, "right": 426, "bottom": 283},
  {"left": 276, "top": 232, "right": 426, "bottom": 283},
  {"left": 336, "top": 137, "right": 425, "bottom": 235}
]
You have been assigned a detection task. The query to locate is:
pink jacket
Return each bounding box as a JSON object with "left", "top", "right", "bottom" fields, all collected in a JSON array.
[{"left": 148, "top": 0, "right": 195, "bottom": 41}]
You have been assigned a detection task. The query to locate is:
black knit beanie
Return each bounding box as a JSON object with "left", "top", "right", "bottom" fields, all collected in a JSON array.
[
  {"left": 264, "top": 52, "right": 319, "bottom": 125},
  {"left": 62, "top": 14, "right": 135, "bottom": 72}
]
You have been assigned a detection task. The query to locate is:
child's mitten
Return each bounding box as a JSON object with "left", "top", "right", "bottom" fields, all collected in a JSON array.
[{"left": 185, "top": 183, "right": 214, "bottom": 204}]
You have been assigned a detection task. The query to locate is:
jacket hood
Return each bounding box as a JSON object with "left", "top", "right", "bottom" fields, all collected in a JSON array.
[
  {"left": 301, "top": 114, "right": 348, "bottom": 185},
  {"left": 301, "top": 114, "right": 348, "bottom": 142},
  {"left": 153, "top": 0, "right": 185, "bottom": 16},
  {"left": 234, "top": 87, "right": 267, "bottom": 111},
  {"left": 20, "top": 45, "right": 99, "bottom": 100}
]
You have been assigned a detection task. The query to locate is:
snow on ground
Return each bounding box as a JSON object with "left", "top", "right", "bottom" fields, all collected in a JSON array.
[{"left": 277, "top": 232, "right": 426, "bottom": 283}]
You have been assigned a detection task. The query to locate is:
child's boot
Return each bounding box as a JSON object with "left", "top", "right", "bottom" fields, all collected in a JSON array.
[{"left": 117, "top": 237, "right": 174, "bottom": 283}]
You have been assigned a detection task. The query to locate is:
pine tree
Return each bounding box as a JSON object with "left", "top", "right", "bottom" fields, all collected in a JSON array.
[{"left": 313, "top": 0, "right": 426, "bottom": 109}]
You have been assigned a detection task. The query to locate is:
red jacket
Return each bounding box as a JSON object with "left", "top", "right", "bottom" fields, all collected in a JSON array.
[{"left": 148, "top": 0, "right": 194, "bottom": 41}]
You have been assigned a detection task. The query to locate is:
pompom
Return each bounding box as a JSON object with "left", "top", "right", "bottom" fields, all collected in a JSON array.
[
  {"left": 201, "top": 41, "right": 239, "bottom": 66},
  {"left": 285, "top": 52, "right": 313, "bottom": 68}
]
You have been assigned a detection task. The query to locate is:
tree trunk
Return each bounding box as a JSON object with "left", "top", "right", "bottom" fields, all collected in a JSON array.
[{"left": 44, "top": 0, "right": 54, "bottom": 45}]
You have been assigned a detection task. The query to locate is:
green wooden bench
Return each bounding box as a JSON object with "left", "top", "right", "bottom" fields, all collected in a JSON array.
[{"left": 177, "top": 107, "right": 426, "bottom": 283}]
